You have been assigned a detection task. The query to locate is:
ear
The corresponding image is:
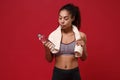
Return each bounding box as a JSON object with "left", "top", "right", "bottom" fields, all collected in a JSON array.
[{"left": 72, "top": 16, "right": 75, "bottom": 22}]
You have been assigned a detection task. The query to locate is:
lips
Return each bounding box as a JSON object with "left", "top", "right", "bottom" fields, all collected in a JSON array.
[{"left": 61, "top": 25, "right": 66, "bottom": 28}]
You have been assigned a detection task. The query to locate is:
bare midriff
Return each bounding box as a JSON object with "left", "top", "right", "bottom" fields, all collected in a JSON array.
[{"left": 55, "top": 54, "right": 78, "bottom": 70}]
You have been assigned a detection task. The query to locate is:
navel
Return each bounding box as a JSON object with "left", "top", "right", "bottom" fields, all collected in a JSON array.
[{"left": 65, "top": 65, "right": 67, "bottom": 68}]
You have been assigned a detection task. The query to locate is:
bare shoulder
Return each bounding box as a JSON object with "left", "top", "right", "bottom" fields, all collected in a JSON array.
[{"left": 80, "top": 32, "right": 87, "bottom": 42}]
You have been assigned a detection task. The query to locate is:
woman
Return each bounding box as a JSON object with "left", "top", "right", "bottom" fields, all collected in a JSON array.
[{"left": 44, "top": 3, "right": 87, "bottom": 80}]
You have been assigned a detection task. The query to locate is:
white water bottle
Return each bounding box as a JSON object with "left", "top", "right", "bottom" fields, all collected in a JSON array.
[{"left": 37, "top": 33, "right": 56, "bottom": 53}]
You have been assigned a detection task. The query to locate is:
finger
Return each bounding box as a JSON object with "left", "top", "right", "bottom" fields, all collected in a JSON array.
[
  {"left": 46, "top": 42, "right": 52, "bottom": 47},
  {"left": 76, "top": 41, "right": 80, "bottom": 46},
  {"left": 47, "top": 42, "right": 54, "bottom": 49},
  {"left": 76, "top": 41, "right": 82, "bottom": 46},
  {"left": 44, "top": 41, "right": 50, "bottom": 47},
  {"left": 49, "top": 44, "right": 54, "bottom": 49},
  {"left": 77, "top": 39, "right": 83, "bottom": 42},
  {"left": 81, "top": 41, "right": 85, "bottom": 47},
  {"left": 48, "top": 43, "right": 53, "bottom": 48},
  {"left": 76, "top": 41, "right": 78, "bottom": 45}
]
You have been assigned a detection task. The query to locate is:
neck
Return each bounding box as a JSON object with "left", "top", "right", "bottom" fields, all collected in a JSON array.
[{"left": 61, "top": 26, "right": 73, "bottom": 33}]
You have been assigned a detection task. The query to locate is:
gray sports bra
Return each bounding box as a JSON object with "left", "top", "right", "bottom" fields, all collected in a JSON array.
[{"left": 55, "top": 41, "right": 75, "bottom": 56}]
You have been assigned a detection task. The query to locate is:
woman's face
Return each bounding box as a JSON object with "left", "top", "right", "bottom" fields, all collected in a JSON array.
[{"left": 58, "top": 9, "right": 74, "bottom": 29}]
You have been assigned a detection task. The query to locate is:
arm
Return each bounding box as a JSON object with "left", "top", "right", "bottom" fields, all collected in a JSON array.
[
  {"left": 76, "top": 32, "right": 88, "bottom": 61},
  {"left": 80, "top": 44, "right": 87, "bottom": 61},
  {"left": 44, "top": 42, "right": 54, "bottom": 62},
  {"left": 80, "top": 32, "right": 88, "bottom": 61}
]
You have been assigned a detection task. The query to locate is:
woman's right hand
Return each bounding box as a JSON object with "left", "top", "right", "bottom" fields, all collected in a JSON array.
[
  {"left": 44, "top": 41, "right": 54, "bottom": 50},
  {"left": 44, "top": 41, "right": 54, "bottom": 62}
]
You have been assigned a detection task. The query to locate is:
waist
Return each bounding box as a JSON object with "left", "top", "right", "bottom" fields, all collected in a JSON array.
[
  {"left": 55, "top": 55, "right": 78, "bottom": 69},
  {"left": 53, "top": 66, "right": 79, "bottom": 72}
]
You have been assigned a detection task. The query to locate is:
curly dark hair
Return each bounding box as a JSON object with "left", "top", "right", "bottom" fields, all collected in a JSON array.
[{"left": 59, "top": 3, "right": 81, "bottom": 29}]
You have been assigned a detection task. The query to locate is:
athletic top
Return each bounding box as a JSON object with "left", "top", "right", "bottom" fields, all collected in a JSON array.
[{"left": 55, "top": 41, "right": 75, "bottom": 56}]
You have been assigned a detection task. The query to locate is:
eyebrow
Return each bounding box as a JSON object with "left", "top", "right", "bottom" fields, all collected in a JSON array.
[{"left": 59, "top": 15, "right": 69, "bottom": 18}]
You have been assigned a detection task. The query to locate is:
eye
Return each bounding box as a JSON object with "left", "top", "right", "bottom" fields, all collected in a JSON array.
[
  {"left": 59, "top": 17, "right": 62, "bottom": 20},
  {"left": 65, "top": 18, "right": 69, "bottom": 20},
  {"left": 64, "top": 17, "right": 69, "bottom": 20}
]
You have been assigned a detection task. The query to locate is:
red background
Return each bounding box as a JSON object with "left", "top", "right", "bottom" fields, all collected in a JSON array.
[{"left": 0, "top": 0, "right": 120, "bottom": 80}]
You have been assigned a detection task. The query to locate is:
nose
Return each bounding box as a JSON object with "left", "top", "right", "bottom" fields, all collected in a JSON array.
[{"left": 60, "top": 19, "right": 65, "bottom": 24}]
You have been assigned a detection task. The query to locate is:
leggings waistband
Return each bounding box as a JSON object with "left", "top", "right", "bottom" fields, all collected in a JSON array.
[{"left": 53, "top": 66, "right": 79, "bottom": 72}]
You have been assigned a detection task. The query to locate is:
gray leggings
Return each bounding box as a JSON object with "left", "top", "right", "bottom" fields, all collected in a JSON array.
[{"left": 52, "top": 67, "right": 81, "bottom": 80}]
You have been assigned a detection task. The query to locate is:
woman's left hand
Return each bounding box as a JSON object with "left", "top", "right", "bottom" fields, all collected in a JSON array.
[{"left": 76, "top": 39, "right": 86, "bottom": 48}]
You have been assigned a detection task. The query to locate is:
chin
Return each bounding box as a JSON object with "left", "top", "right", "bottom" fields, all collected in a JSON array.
[{"left": 61, "top": 26, "right": 67, "bottom": 29}]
